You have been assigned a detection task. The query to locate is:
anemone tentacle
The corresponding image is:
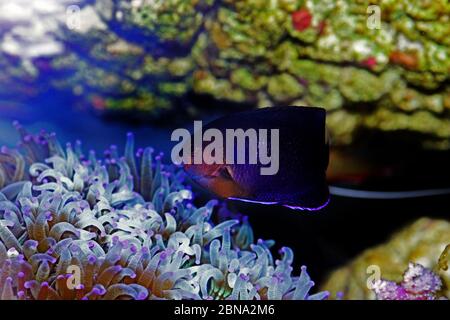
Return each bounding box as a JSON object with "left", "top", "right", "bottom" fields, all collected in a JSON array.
[{"left": 0, "top": 125, "right": 327, "bottom": 300}]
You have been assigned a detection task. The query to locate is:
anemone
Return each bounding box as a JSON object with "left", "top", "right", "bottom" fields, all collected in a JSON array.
[{"left": 0, "top": 124, "right": 328, "bottom": 300}]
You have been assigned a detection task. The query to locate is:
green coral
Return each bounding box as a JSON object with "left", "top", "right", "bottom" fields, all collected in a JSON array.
[
  {"left": 267, "top": 73, "right": 304, "bottom": 102},
  {"left": 51, "top": 0, "right": 449, "bottom": 148},
  {"left": 320, "top": 218, "right": 450, "bottom": 300}
]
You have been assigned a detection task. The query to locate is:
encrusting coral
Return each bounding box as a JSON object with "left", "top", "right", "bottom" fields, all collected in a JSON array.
[
  {"left": 372, "top": 262, "right": 445, "bottom": 300},
  {"left": 2, "top": 1, "right": 449, "bottom": 148},
  {"left": 46, "top": 0, "right": 450, "bottom": 149},
  {"left": 321, "top": 218, "right": 450, "bottom": 300},
  {"left": 0, "top": 123, "right": 328, "bottom": 300}
]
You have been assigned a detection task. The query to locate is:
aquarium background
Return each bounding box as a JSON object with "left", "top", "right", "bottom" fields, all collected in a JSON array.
[{"left": 0, "top": 0, "right": 449, "bottom": 299}]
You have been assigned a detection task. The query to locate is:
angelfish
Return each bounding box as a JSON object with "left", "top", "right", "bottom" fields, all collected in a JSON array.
[{"left": 180, "top": 106, "right": 330, "bottom": 211}]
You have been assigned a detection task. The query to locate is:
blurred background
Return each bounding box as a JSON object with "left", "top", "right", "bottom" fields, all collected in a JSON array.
[{"left": 0, "top": 0, "right": 449, "bottom": 297}]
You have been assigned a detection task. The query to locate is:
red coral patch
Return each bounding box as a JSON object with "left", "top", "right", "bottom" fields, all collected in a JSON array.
[
  {"left": 292, "top": 9, "right": 312, "bottom": 32},
  {"left": 361, "top": 56, "right": 377, "bottom": 69}
]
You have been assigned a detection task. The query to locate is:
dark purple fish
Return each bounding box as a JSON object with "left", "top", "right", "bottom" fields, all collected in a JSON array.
[{"left": 183, "top": 106, "right": 330, "bottom": 211}]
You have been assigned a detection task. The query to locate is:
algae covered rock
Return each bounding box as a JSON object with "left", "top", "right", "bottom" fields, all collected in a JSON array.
[
  {"left": 51, "top": 0, "right": 449, "bottom": 148},
  {"left": 320, "top": 218, "right": 450, "bottom": 300},
  {"left": 3, "top": 0, "right": 449, "bottom": 147}
]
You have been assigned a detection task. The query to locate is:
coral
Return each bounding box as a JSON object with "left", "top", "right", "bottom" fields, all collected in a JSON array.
[
  {"left": 0, "top": 54, "right": 40, "bottom": 103},
  {"left": 0, "top": 0, "right": 78, "bottom": 101},
  {"left": 372, "top": 262, "right": 444, "bottom": 300},
  {"left": 45, "top": 0, "right": 450, "bottom": 148},
  {"left": 0, "top": 124, "right": 328, "bottom": 300},
  {"left": 320, "top": 218, "right": 450, "bottom": 300},
  {"left": 2, "top": 1, "right": 449, "bottom": 147}
]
